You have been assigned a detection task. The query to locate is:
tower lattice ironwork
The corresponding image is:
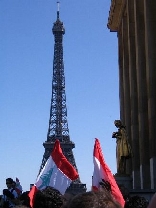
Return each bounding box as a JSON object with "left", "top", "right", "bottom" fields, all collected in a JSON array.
[{"left": 39, "top": 5, "right": 86, "bottom": 194}]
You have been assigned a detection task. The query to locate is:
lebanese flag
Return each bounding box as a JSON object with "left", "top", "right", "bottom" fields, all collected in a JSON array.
[
  {"left": 29, "top": 139, "right": 79, "bottom": 208},
  {"left": 92, "top": 138, "right": 125, "bottom": 207}
]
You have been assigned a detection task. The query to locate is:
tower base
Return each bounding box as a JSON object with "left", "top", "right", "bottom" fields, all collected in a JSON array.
[{"left": 65, "top": 182, "right": 87, "bottom": 195}]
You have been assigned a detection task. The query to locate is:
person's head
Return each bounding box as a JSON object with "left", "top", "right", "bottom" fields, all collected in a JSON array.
[
  {"left": 3, "top": 189, "right": 14, "bottom": 199},
  {"left": 33, "top": 186, "right": 64, "bottom": 208},
  {"left": 6, "top": 178, "right": 14, "bottom": 189},
  {"left": 65, "top": 190, "right": 122, "bottom": 208},
  {"left": 63, "top": 193, "right": 75, "bottom": 204},
  {"left": 124, "top": 195, "right": 149, "bottom": 208},
  {"left": 19, "top": 191, "right": 30, "bottom": 207}
]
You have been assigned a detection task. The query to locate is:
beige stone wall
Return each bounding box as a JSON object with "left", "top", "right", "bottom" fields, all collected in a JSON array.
[{"left": 108, "top": 0, "right": 156, "bottom": 189}]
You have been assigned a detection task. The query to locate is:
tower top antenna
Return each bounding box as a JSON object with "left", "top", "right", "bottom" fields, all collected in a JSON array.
[{"left": 57, "top": 1, "right": 60, "bottom": 19}]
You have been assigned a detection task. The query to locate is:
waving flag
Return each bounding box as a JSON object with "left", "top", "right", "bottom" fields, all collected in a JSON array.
[
  {"left": 15, "top": 177, "right": 22, "bottom": 195},
  {"left": 29, "top": 139, "right": 79, "bottom": 207},
  {"left": 92, "top": 138, "right": 125, "bottom": 207}
]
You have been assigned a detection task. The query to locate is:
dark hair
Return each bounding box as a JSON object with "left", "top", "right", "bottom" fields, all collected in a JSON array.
[
  {"left": 19, "top": 191, "right": 30, "bottom": 207},
  {"left": 65, "top": 190, "right": 122, "bottom": 208},
  {"left": 124, "top": 195, "right": 149, "bottom": 208},
  {"left": 3, "top": 189, "right": 14, "bottom": 199},
  {"left": 6, "top": 178, "right": 14, "bottom": 184},
  {"left": 33, "top": 186, "right": 64, "bottom": 208}
]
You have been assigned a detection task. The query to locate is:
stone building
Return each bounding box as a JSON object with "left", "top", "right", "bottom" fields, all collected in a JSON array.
[{"left": 107, "top": 0, "right": 156, "bottom": 193}]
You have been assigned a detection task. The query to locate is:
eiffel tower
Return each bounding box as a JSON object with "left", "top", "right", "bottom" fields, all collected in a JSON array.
[{"left": 39, "top": 3, "right": 86, "bottom": 195}]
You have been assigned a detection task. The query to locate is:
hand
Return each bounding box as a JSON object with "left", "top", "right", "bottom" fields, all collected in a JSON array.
[{"left": 99, "top": 179, "right": 111, "bottom": 192}]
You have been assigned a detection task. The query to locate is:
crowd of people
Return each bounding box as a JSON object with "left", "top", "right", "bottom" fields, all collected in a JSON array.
[
  {"left": 0, "top": 178, "right": 29, "bottom": 208},
  {"left": 0, "top": 177, "right": 155, "bottom": 208}
]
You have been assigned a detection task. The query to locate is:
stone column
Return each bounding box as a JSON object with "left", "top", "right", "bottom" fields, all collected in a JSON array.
[
  {"left": 134, "top": 0, "right": 150, "bottom": 189},
  {"left": 127, "top": 0, "right": 140, "bottom": 189},
  {"left": 118, "top": 29, "right": 125, "bottom": 124},
  {"left": 144, "top": 0, "right": 156, "bottom": 189},
  {"left": 122, "top": 13, "right": 132, "bottom": 175}
]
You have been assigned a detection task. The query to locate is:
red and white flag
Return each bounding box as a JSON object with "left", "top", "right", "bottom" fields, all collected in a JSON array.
[
  {"left": 92, "top": 138, "right": 125, "bottom": 207},
  {"left": 29, "top": 139, "right": 79, "bottom": 207}
]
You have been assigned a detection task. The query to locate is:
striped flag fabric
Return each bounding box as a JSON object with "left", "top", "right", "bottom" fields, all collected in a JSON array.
[
  {"left": 29, "top": 139, "right": 79, "bottom": 207},
  {"left": 92, "top": 138, "right": 125, "bottom": 207}
]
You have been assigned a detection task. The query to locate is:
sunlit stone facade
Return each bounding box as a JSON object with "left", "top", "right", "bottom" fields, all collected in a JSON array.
[{"left": 108, "top": 0, "right": 156, "bottom": 190}]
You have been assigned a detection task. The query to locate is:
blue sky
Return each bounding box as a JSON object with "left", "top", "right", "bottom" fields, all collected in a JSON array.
[{"left": 0, "top": 0, "right": 119, "bottom": 192}]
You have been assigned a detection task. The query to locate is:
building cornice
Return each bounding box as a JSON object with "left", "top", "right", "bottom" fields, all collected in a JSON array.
[{"left": 107, "top": 0, "right": 126, "bottom": 32}]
